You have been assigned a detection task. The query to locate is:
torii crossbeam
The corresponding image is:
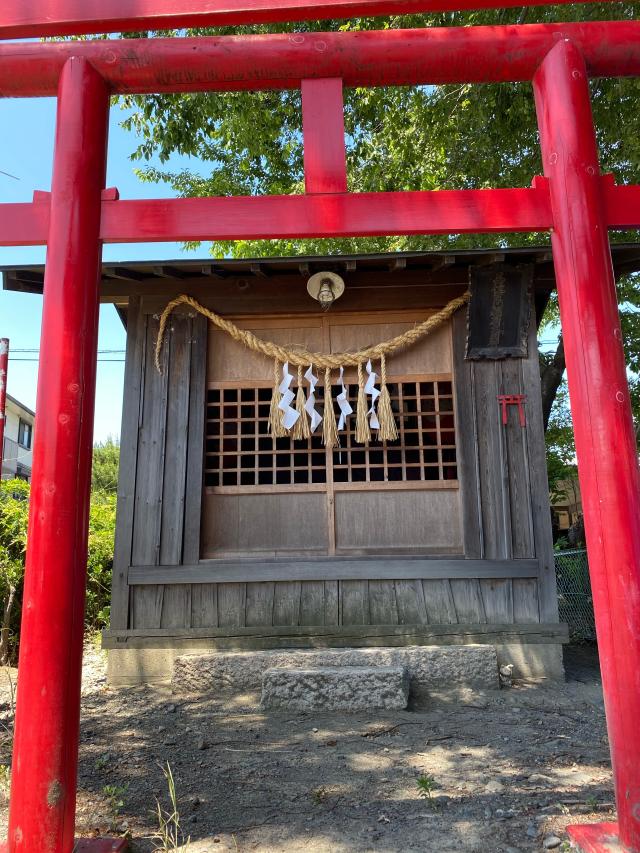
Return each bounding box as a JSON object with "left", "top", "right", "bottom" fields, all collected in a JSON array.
[
  {"left": 0, "top": 0, "right": 621, "bottom": 38},
  {"left": 0, "top": 7, "right": 639, "bottom": 853}
]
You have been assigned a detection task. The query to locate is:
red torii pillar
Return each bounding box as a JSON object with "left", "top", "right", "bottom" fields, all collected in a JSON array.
[
  {"left": 534, "top": 39, "right": 640, "bottom": 853},
  {"left": 4, "top": 58, "right": 123, "bottom": 853}
]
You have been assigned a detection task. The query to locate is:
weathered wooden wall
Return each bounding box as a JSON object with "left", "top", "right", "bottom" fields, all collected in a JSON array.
[
  {"left": 452, "top": 303, "right": 559, "bottom": 624},
  {"left": 111, "top": 297, "right": 207, "bottom": 630},
  {"left": 109, "top": 282, "right": 559, "bottom": 641}
]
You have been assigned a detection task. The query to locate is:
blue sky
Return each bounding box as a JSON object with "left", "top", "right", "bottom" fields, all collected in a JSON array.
[{"left": 0, "top": 96, "right": 210, "bottom": 443}]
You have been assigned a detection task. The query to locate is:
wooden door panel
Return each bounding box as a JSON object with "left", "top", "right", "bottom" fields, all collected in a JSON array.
[
  {"left": 334, "top": 490, "right": 461, "bottom": 553},
  {"left": 202, "top": 491, "right": 328, "bottom": 556}
]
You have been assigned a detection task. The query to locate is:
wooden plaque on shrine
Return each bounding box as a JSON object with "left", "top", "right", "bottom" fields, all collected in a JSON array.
[{"left": 465, "top": 263, "right": 534, "bottom": 359}]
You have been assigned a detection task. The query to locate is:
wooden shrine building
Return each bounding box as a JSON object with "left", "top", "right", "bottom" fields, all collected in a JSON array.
[{"left": 4, "top": 245, "right": 640, "bottom": 684}]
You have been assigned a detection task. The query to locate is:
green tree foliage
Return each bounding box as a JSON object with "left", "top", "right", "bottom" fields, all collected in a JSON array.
[
  {"left": 86, "top": 491, "right": 117, "bottom": 630},
  {"left": 0, "top": 480, "right": 29, "bottom": 665},
  {"left": 119, "top": 4, "right": 640, "bottom": 443},
  {"left": 0, "top": 439, "right": 120, "bottom": 662},
  {"left": 87, "top": 437, "right": 120, "bottom": 630},
  {"left": 119, "top": 3, "right": 640, "bottom": 258},
  {"left": 544, "top": 386, "right": 577, "bottom": 500},
  {"left": 92, "top": 437, "right": 120, "bottom": 495}
]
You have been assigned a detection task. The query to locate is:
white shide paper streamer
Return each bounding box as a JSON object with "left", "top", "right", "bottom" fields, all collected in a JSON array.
[
  {"left": 304, "top": 366, "right": 323, "bottom": 433},
  {"left": 278, "top": 361, "right": 300, "bottom": 430},
  {"left": 364, "top": 359, "right": 380, "bottom": 430},
  {"left": 336, "top": 366, "right": 353, "bottom": 430}
]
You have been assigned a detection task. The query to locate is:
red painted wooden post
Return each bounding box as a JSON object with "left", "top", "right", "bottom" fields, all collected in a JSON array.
[
  {"left": 534, "top": 39, "right": 640, "bottom": 853},
  {"left": 0, "top": 338, "right": 7, "bottom": 475},
  {"left": 4, "top": 57, "right": 125, "bottom": 853},
  {"left": 302, "top": 79, "right": 347, "bottom": 194}
]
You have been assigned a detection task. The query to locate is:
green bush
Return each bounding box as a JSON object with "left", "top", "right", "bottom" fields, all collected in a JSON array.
[
  {"left": 0, "top": 480, "right": 29, "bottom": 665},
  {"left": 87, "top": 491, "right": 117, "bottom": 630},
  {"left": 0, "top": 465, "right": 117, "bottom": 664},
  {"left": 92, "top": 437, "right": 120, "bottom": 494}
]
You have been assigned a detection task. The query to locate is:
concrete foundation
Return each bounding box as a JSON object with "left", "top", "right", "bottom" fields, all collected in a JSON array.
[
  {"left": 106, "top": 641, "right": 565, "bottom": 687},
  {"left": 495, "top": 642, "right": 565, "bottom": 680},
  {"left": 171, "top": 644, "right": 499, "bottom": 694}
]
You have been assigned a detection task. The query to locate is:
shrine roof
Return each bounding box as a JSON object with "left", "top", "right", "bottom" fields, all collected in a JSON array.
[{"left": 3, "top": 243, "right": 640, "bottom": 301}]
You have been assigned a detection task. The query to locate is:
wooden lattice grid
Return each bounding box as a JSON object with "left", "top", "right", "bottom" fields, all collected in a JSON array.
[{"left": 204, "top": 378, "right": 457, "bottom": 488}]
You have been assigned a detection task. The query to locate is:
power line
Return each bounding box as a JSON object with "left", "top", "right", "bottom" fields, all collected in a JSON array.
[
  {"left": 9, "top": 358, "right": 125, "bottom": 363},
  {"left": 9, "top": 348, "right": 125, "bottom": 354}
]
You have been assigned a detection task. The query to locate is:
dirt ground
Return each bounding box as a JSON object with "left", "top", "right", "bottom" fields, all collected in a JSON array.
[{"left": 0, "top": 642, "right": 614, "bottom": 852}]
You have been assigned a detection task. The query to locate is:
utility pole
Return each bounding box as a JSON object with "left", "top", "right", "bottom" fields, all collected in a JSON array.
[{"left": 0, "top": 338, "right": 8, "bottom": 477}]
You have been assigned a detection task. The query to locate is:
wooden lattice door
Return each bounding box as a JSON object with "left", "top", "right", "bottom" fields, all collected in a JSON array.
[{"left": 201, "top": 310, "right": 461, "bottom": 560}]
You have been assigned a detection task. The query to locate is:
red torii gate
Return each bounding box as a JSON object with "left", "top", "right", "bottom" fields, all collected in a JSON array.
[{"left": 0, "top": 6, "right": 639, "bottom": 853}]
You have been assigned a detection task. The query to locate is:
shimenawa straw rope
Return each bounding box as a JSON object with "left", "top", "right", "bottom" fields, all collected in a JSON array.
[
  {"left": 268, "top": 358, "right": 287, "bottom": 438},
  {"left": 322, "top": 367, "right": 340, "bottom": 449},
  {"left": 155, "top": 291, "right": 470, "bottom": 373},
  {"left": 156, "top": 291, "right": 470, "bottom": 443},
  {"left": 377, "top": 354, "right": 399, "bottom": 442}
]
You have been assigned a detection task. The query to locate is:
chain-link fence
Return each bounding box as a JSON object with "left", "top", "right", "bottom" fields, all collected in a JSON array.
[{"left": 554, "top": 548, "right": 596, "bottom": 642}]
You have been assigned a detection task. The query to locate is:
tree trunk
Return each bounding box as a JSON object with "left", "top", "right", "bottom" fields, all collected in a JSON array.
[
  {"left": 540, "top": 335, "right": 566, "bottom": 432},
  {"left": 0, "top": 585, "right": 16, "bottom": 666}
]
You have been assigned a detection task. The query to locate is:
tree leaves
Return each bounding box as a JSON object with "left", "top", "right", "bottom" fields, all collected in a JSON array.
[
  {"left": 117, "top": 4, "right": 640, "bottom": 457},
  {"left": 118, "top": 3, "right": 640, "bottom": 257}
]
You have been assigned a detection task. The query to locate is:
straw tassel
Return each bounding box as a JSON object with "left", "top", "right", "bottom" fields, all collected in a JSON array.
[
  {"left": 377, "top": 354, "right": 398, "bottom": 442},
  {"left": 292, "top": 365, "right": 311, "bottom": 440},
  {"left": 268, "top": 359, "right": 287, "bottom": 438},
  {"left": 355, "top": 362, "right": 371, "bottom": 444},
  {"left": 322, "top": 368, "right": 340, "bottom": 449}
]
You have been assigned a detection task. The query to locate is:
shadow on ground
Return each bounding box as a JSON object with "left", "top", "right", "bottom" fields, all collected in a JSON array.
[{"left": 0, "top": 643, "right": 614, "bottom": 852}]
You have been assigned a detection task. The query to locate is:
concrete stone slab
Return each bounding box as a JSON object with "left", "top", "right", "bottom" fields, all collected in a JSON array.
[
  {"left": 260, "top": 665, "right": 410, "bottom": 712},
  {"left": 172, "top": 644, "right": 499, "bottom": 694}
]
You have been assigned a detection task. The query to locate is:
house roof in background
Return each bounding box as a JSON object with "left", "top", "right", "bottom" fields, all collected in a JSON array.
[{"left": 5, "top": 393, "right": 35, "bottom": 419}]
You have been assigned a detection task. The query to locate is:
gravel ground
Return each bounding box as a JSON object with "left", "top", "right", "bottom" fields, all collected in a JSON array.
[{"left": 0, "top": 642, "right": 614, "bottom": 852}]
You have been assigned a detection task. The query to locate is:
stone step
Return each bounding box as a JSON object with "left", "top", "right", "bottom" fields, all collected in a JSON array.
[
  {"left": 172, "top": 644, "right": 499, "bottom": 694},
  {"left": 260, "top": 665, "right": 410, "bottom": 712}
]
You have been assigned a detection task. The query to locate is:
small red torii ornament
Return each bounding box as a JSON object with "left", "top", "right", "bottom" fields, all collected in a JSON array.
[{"left": 497, "top": 393, "right": 526, "bottom": 427}]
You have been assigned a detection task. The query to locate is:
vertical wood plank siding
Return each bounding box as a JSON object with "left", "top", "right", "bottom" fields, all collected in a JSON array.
[
  {"left": 452, "top": 309, "right": 483, "bottom": 558},
  {"left": 183, "top": 314, "right": 208, "bottom": 563},
  {"left": 110, "top": 297, "right": 144, "bottom": 630},
  {"left": 451, "top": 294, "right": 557, "bottom": 626},
  {"left": 111, "top": 305, "right": 208, "bottom": 629},
  {"left": 521, "top": 305, "right": 560, "bottom": 622},
  {"left": 115, "top": 282, "right": 557, "bottom": 634}
]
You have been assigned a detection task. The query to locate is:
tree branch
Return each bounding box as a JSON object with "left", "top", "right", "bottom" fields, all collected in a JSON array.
[
  {"left": 0, "top": 585, "right": 16, "bottom": 666},
  {"left": 540, "top": 335, "right": 566, "bottom": 432}
]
